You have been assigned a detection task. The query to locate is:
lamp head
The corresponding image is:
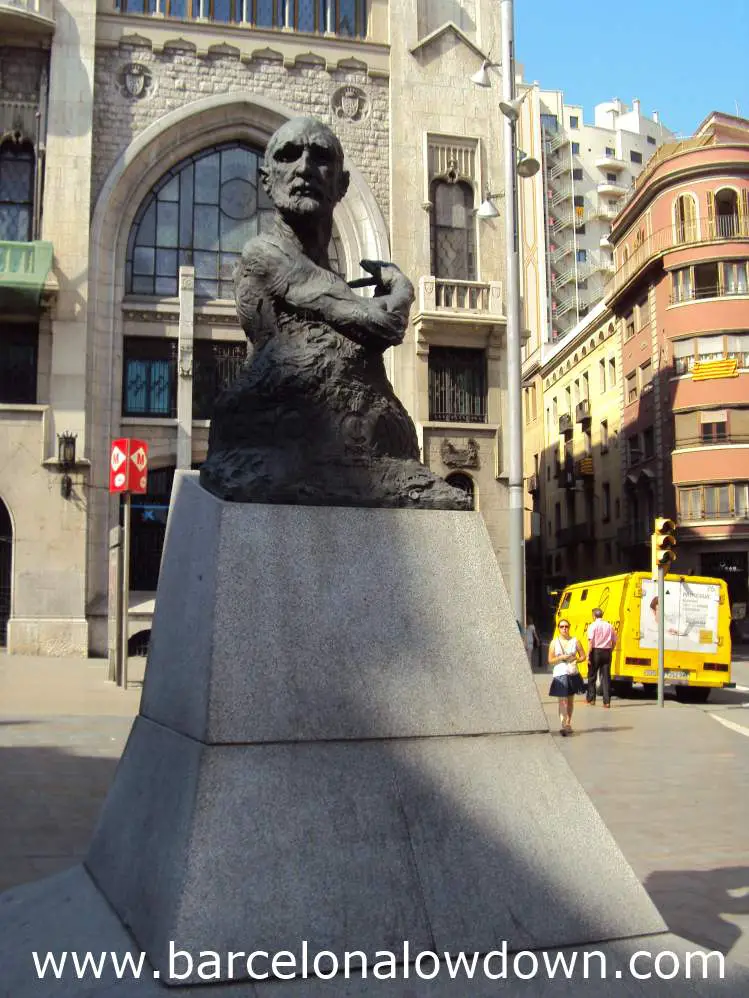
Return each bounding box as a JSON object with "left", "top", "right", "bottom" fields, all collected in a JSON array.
[
  {"left": 470, "top": 60, "right": 494, "bottom": 88},
  {"left": 516, "top": 152, "right": 540, "bottom": 178},
  {"left": 57, "top": 432, "right": 77, "bottom": 470},
  {"left": 477, "top": 195, "right": 500, "bottom": 219},
  {"left": 499, "top": 96, "right": 525, "bottom": 122}
]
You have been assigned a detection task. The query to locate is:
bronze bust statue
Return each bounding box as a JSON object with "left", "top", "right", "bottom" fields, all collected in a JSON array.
[{"left": 200, "top": 116, "right": 469, "bottom": 510}]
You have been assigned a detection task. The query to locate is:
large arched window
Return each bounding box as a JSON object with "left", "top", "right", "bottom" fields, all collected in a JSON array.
[
  {"left": 430, "top": 179, "right": 476, "bottom": 281},
  {"left": 126, "top": 142, "right": 272, "bottom": 299},
  {"left": 674, "top": 193, "right": 697, "bottom": 244},
  {"left": 0, "top": 139, "right": 35, "bottom": 242},
  {"left": 126, "top": 141, "right": 345, "bottom": 299}
]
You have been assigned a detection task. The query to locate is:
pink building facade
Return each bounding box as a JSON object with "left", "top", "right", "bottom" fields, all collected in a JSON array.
[{"left": 609, "top": 113, "right": 749, "bottom": 635}]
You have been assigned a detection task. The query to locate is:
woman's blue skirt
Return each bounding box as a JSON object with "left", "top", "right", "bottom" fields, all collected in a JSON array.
[{"left": 549, "top": 672, "right": 586, "bottom": 697}]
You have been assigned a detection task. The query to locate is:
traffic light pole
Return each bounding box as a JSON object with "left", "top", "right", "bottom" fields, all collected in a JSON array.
[{"left": 657, "top": 562, "right": 665, "bottom": 708}]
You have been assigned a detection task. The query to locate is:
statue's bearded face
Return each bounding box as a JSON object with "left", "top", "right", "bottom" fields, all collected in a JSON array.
[{"left": 262, "top": 121, "right": 349, "bottom": 219}]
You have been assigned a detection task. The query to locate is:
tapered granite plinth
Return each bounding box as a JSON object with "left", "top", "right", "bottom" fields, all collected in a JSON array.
[{"left": 1, "top": 472, "right": 747, "bottom": 995}]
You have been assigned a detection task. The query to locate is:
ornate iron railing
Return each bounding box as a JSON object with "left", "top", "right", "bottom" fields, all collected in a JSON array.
[{"left": 192, "top": 341, "right": 247, "bottom": 419}]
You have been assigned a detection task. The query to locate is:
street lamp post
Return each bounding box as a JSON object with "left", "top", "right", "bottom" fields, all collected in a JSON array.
[
  {"left": 500, "top": 0, "right": 524, "bottom": 627},
  {"left": 474, "top": 0, "right": 537, "bottom": 626}
]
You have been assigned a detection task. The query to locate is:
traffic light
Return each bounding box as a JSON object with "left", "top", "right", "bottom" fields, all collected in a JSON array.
[{"left": 651, "top": 517, "right": 677, "bottom": 574}]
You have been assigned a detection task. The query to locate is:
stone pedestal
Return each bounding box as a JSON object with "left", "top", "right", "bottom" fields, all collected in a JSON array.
[{"left": 1, "top": 472, "right": 747, "bottom": 995}]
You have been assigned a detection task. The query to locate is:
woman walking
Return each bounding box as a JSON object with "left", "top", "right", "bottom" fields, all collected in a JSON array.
[{"left": 548, "top": 619, "right": 586, "bottom": 736}]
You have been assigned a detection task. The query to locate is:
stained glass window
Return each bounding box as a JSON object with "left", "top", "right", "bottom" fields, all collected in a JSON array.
[
  {"left": 0, "top": 141, "right": 34, "bottom": 242},
  {"left": 127, "top": 141, "right": 346, "bottom": 300},
  {"left": 430, "top": 179, "right": 476, "bottom": 281}
]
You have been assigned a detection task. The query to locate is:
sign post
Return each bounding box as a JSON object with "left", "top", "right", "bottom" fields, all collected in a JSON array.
[
  {"left": 657, "top": 563, "right": 665, "bottom": 708},
  {"left": 651, "top": 518, "right": 677, "bottom": 708},
  {"left": 109, "top": 439, "right": 148, "bottom": 689}
]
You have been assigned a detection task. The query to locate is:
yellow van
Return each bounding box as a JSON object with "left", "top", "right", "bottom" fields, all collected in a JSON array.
[{"left": 554, "top": 572, "right": 732, "bottom": 703}]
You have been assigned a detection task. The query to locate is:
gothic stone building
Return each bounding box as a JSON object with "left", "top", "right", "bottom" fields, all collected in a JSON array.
[{"left": 0, "top": 0, "right": 515, "bottom": 655}]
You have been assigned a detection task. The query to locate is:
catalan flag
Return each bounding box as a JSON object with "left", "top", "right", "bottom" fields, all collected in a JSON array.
[{"left": 692, "top": 358, "right": 739, "bottom": 381}]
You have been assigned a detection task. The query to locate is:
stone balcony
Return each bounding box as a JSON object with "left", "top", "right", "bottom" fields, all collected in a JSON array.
[
  {"left": 0, "top": 0, "right": 55, "bottom": 36},
  {"left": 412, "top": 276, "right": 504, "bottom": 342},
  {"left": 0, "top": 241, "right": 57, "bottom": 311}
]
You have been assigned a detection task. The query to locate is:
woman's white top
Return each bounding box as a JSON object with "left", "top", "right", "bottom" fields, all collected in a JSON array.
[{"left": 551, "top": 636, "right": 580, "bottom": 677}]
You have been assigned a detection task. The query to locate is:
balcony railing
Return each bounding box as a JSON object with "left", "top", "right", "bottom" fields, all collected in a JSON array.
[
  {"left": 0, "top": 240, "right": 54, "bottom": 308},
  {"left": 418, "top": 277, "right": 503, "bottom": 316},
  {"left": 675, "top": 434, "right": 749, "bottom": 448},
  {"left": 550, "top": 188, "right": 573, "bottom": 208},
  {"left": 527, "top": 473, "right": 539, "bottom": 495},
  {"left": 0, "top": 0, "right": 54, "bottom": 30},
  {"left": 558, "top": 413, "right": 573, "bottom": 434},
  {"left": 547, "top": 131, "right": 570, "bottom": 153},
  {"left": 550, "top": 242, "right": 573, "bottom": 264},
  {"left": 613, "top": 215, "right": 749, "bottom": 297},
  {"left": 552, "top": 295, "right": 576, "bottom": 318},
  {"left": 113, "top": 0, "right": 367, "bottom": 36},
  {"left": 551, "top": 269, "right": 574, "bottom": 292},
  {"left": 575, "top": 399, "right": 590, "bottom": 423},
  {"left": 549, "top": 161, "right": 571, "bottom": 181},
  {"left": 669, "top": 283, "right": 749, "bottom": 305},
  {"left": 550, "top": 210, "right": 574, "bottom": 233},
  {"left": 678, "top": 510, "right": 749, "bottom": 525}
]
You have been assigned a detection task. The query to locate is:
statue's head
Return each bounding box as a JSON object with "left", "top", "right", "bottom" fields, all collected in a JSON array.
[{"left": 260, "top": 117, "right": 350, "bottom": 221}]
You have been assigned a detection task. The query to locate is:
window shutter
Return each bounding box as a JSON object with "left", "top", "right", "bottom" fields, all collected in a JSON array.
[{"left": 706, "top": 190, "right": 715, "bottom": 238}]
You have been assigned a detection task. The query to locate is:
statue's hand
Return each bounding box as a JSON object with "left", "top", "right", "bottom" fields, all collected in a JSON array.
[{"left": 360, "top": 260, "right": 414, "bottom": 302}]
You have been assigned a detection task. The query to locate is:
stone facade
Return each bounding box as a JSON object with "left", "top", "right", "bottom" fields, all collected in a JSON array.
[
  {"left": 1, "top": 0, "right": 515, "bottom": 656},
  {"left": 91, "top": 43, "right": 389, "bottom": 220}
]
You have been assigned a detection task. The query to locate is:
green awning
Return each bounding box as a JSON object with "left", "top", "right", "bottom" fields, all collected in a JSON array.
[{"left": 0, "top": 240, "right": 54, "bottom": 311}]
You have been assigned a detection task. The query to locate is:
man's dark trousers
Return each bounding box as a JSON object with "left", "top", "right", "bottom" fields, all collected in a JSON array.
[{"left": 587, "top": 648, "right": 612, "bottom": 705}]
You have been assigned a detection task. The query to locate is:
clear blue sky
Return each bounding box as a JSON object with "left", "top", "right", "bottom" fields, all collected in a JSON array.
[{"left": 515, "top": 0, "right": 749, "bottom": 137}]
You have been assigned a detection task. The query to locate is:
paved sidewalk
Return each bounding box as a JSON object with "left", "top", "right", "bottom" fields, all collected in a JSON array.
[
  {"left": 0, "top": 654, "right": 143, "bottom": 892},
  {"left": 1, "top": 653, "right": 748, "bottom": 969},
  {"left": 534, "top": 670, "right": 749, "bottom": 966}
]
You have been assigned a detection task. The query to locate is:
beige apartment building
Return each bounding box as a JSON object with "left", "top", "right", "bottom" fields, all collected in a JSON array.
[
  {"left": 0, "top": 0, "right": 515, "bottom": 655},
  {"left": 526, "top": 303, "right": 624, "bottom": 624}
]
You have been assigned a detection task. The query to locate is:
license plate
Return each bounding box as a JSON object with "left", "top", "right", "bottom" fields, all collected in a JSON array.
[{"left": 641, "top": 669, "right": 689, "bottom": 679}]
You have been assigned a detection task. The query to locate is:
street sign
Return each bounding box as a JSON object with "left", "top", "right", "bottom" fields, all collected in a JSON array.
[{"left": 109, "top": 438, "right": 149, "bottom": 494}]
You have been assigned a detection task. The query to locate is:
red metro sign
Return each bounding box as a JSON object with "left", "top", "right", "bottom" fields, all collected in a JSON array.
[{"left": 109, "top": 438, "right": 149, "bottom": 494}]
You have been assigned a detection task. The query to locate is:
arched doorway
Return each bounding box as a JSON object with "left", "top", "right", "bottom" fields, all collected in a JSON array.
[{"left": 0, "top": 500, "right": 12, "bottom": 646}]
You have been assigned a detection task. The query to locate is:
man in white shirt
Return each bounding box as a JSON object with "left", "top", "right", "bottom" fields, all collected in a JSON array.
[{"left": 586, "top": 607, "right": 617, "bottom": 708}]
